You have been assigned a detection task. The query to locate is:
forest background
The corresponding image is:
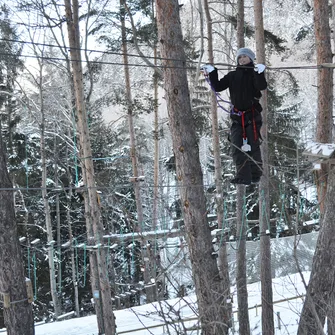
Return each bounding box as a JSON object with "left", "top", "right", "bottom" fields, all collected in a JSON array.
[{"left": 0, "top": 0, "right": 333, "bottom": 334}]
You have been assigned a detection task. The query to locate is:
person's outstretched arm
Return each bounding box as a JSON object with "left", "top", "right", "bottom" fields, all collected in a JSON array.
[
  {"left": 208, "top": 68, "right": 230, "bottom": 92},
  {"left": 254, "top": 64, "right": 267, "bottom": 91}
]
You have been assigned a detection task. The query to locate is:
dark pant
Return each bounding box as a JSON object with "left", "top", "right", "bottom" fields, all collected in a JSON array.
[{"left": 230, "top": 116, "right": 262, "bottom": 183}]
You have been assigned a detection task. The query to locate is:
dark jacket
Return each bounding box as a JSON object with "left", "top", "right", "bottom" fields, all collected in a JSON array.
[{"left": 208, "top": 62, "right": 267, "bottom": 112}]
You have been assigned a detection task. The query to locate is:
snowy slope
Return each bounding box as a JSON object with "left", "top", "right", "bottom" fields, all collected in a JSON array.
[{"left": 0, "top": 272, "right": 311, "bottom": 335}]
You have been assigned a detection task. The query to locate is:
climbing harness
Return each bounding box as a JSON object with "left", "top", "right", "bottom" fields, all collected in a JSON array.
[
  {"left": 204, "top": 75, "right": 259, "bottom": 151},
  {"left": 241, "top": 111, "right": 251, "bottom": 152}
]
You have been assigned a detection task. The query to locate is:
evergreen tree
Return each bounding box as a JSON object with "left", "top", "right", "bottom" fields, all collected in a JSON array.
[{"left": 0, "top": 5, "right": 34, "bottom": 332}]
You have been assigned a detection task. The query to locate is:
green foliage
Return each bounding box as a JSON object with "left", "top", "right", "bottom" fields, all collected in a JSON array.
[
  {"left": 134, "top": 22, "right": 157, "bottom": 46},
  {"left": 295, "top": 25, "right": 313, "bottom": 42},
  {"left": 0, "top": 6, "right": 23, "bottom": 106},
  {"left": 264, "top": 30, "right": 286, "bottom": 54},
  {"left": 266, "top": 71, "right": 315, "bottom": 233},
  {"left": 227, "top": 14, "right": 287, "bottom": 54},
  {"left": 126, "top": 0, "right": 153, "bottom": 17}
]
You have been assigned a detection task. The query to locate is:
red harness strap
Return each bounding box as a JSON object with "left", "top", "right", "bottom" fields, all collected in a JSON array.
[
  {"left": 240, "top": 106, "right": 258, "bottom": 142},
  {"left": 252, "top": 107, "right": 258, "bottom": 141},
  {"left": 241, "top": 112, "right": 247, "bottom": 141}
]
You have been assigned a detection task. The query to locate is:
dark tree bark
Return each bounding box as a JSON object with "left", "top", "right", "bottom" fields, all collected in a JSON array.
[
  {"left": 314, "top": 0, "right": 333, "bottom": 216},
  {"left": 64, "top": 1, "right": 116, "bottom": 333},
  {"left": 236, "top": 0, "right": 245, "bottom": 48},
  {"left": 236, "top": 187, "right": 250, "bottom": 335},
  {"left": 203, "top": 0, "right": 232, "bottom": 327},
  {"left": 155, "top": 0, "right": 229, "bottom": 333},
  {"left": 297, "top": 0, "right": 334, "bottom": 333},
  {"left": 0, "top": 128, "right": 34, "bottom": 335},
  {"left": 254, "top": 0, "right": 274, "bottom": 334},
  {"left": 235, "top": 2, "right": 250, "bottom": 333},
  {"left": 298, "top": 167, "right": 335, "bottom": 334}
]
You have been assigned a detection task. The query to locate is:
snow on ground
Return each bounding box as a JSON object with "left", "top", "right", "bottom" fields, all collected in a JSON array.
[{"left": 0, "top": 272, "right": 311, "bottom": 335}]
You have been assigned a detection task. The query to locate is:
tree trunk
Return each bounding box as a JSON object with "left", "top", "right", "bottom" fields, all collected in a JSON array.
[
  {"left": 68, "top": 202, "right": 80, "bottom": 318},
  {"left": 297, "top": 166, "right": 335, "bottom": 334},
  {"left": 235, "top": 3, "right": 250, "bottom": 333},
  {"left": 236, "top": 186, "right": 250, "bottom": 335},
  {"left": 236, "top": 0, "right": 245, "bottom": 48},
  {"left": 65, "top": 148, "right": 80, "bottom": 317},
  {"left": 119, "top": 0, "right": 144, "bottom": 229},
  {"left": 254, "top": 1, "right": 274, "bottom": 334},
  {"left": 298, "top": 1, "right": 333, "bottom": 332},
  {"left": 36, "top": 61, "right": 61, "bottom": 318},
  {"left": 152, "top": 57, "right": 159, "bottom": 231},
  {"left": 155, "top": 1, "right": 229, "bottom": 333},
  {"left": 152, "top": 0, "right": 160, "bottom": 229},
  {"left": 328, "top": 291, "right": 335, "bottom": 335},
  {"left": 314, "top": 0, "right": 333, "bottom": 216},
  {"left": 0, "top": 127, "right": 34, "bottom": 335},
  {"left": 64, "top": 1, "right": 116, "bottom": 333},
  {"left": 119, "top": 0, "right": 156, "bottom": 303},
  {"left": 203, "top": 0, "right": 232, "bottom": 328},
  {"left": 152, "top": 47, "right": 160, "bottom": 299},
  {"left": 54, "top": 137, "right": 62, "bottom": 302}
]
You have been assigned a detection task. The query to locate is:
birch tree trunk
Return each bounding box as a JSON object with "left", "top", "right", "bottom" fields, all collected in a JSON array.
[
  {"left": 156, "top": 0, "right": 229, "bottom": 333},
  {"left": 314, "top": 0, "right": 333, "bottom": 216},
  {"left": 203, "top": 0, "right": 231, "bottom": 327},
  {"left": 152, "top": 0, "right": 159, "bottom": 231},
  {"left": 254, "top": 1, "right": 274, "bottom": 334},
  {"left": 0, "top": 125, "right": 34, "bottom": 335},
  {"left": 65, "top": 142, "right": 80, "bottom": 317},
  {"left": 67, "top": 196, "right": 80, "bottom": 318},
  {"left": 54, "top": 137, "right": 62, "bottom": 300},
  {"left": 152, "top": 46, "right": 160, "bottom": 299},
  {"left": 64, "top": 1, "right": 116, "bottom": 333},
  {"left": 39, "top": 70, "right": 61, "bottom": 318}
]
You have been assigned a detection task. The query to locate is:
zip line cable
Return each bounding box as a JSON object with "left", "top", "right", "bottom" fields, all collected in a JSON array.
[
  {"left": 0, "top": 51, "right": 193, "bottom": 69},
  {"left": 0, "top": 48, "right": 331, "bottom": 71},
  {"left": 1, "top": 38, "right": 333, "bottom": 71},
  {"left": 0, "top": 37, "right": 197, "bottom": 64}
]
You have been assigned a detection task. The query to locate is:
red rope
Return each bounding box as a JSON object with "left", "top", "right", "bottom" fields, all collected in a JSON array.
[
  {"left": 241, "top": 112, "right": 247, "bottom": 140},
  {"left": 252, "top": 107, "right": 258, "bottom": 141}
]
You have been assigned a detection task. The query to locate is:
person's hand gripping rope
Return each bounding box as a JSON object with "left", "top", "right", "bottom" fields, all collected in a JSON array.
[
  {"left": 254, "top": 63, "right": 266, "bottom": 74},
  {"left": 200, "top": 64, "right": 215, "bottom": 76}
]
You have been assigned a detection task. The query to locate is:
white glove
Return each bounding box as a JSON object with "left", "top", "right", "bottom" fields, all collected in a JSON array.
[
  {"left": 254, "top": 64, "right": 266, "bottom": 74},
  {"left": 200, "top": 64, "right": 215, "bottom": 75}
]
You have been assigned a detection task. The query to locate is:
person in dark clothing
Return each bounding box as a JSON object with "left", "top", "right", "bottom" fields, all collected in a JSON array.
[{"left": 201, "top": 48, "right": 267, "bottom": 185}]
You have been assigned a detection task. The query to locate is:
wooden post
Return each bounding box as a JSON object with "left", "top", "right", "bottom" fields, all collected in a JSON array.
[
  {"left": 26, "top": 278, "right": 34, "bottom": 303},
  {"left": 1, "top": 292, "right": 10, "bottom": 308}
]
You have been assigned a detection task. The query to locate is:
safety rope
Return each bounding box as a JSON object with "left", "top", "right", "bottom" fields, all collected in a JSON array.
[
  {"left": 27, "top": 246, "right": 31, "bottom": 279},
  {"left": 83, "top": 244, "right": 87, "bottom": 286},
  {"left": 25, "top": 135, "right": 29, "bottom": 188},
  {"left": 204, "top": 76, "right": 237, "bottom": 115},
  {"left": 33, "top": 250, "right": 37, "bottom": 300}
]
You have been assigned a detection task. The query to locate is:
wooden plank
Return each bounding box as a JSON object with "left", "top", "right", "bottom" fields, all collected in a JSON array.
[
  {"left": 0, "top": 292, "right": 10, "bottom": 308},
  {"left": 103, "top": 228, "right": 184, "bottom": 243},
  {"left": 26, "top": 278, "right": 34, "bottom": 303}
]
